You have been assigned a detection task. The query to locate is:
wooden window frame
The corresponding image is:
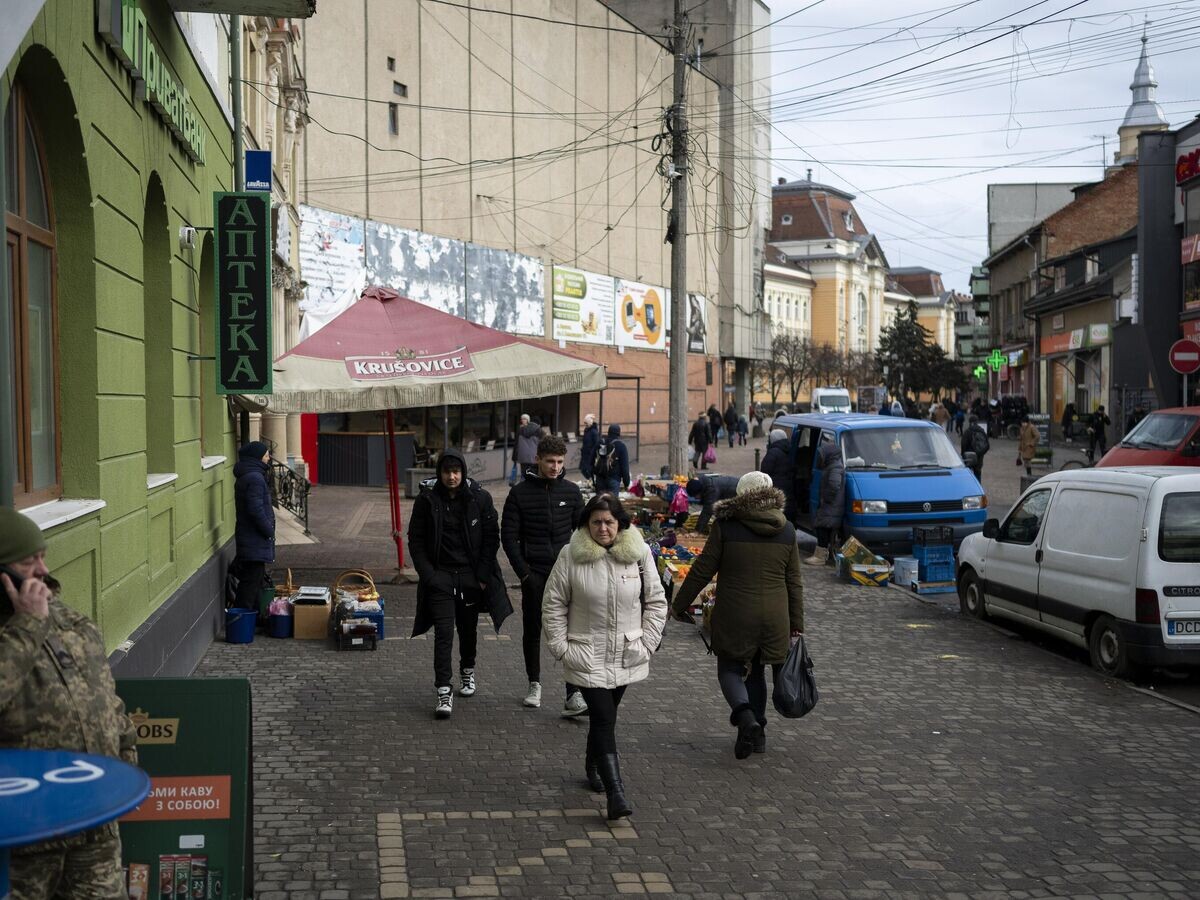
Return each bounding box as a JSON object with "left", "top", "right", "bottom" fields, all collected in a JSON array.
[{"left": 5, "top": 84, "right": 61, "bottom": 508}]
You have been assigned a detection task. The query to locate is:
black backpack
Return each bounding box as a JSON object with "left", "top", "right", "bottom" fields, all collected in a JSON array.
[
  {"left": 593, "top": 440, "right": 612, "bottom": 479},
  {"left": 972, "top": 427, "right": 990, "bottom": 457}
]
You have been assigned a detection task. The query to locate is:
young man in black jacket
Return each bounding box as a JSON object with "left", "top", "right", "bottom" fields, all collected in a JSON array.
[
  {"left": 502, "top": 435, "right": 587, "bottom": 715},
  {"left": 408, "top": 449, "right": 509, "bottom": 718}
]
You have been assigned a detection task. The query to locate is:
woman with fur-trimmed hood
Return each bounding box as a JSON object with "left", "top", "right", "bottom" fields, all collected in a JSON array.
[
  {"left": 669, "top": 472, "right": 805, "bottom": 760},
  {"left": 542, "top": 493, "right": 667, "bottom": 822}
]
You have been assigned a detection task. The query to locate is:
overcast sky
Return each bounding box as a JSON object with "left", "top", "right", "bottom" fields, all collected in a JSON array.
[{"left": 761, "top": 0, "right": 1197, "bottom": 291}]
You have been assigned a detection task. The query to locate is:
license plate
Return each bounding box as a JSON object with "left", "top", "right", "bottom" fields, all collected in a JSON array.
[{"left": 1167, "top": 619, "right": 1200, "bottom": 636}]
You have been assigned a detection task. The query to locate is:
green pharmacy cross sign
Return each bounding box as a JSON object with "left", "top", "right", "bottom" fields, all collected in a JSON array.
[
  {"left": 214, "top": 192, "right": 272, "bottom": 395},
  {"left": 986, "top": 349, "right": 1006, "bottom": 372},
  {"left": 973, "top": 365, "right": 988, "bottom": 380}
]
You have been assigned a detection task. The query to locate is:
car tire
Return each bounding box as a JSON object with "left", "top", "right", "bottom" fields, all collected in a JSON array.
[
  {"left": 1088, "top": 614, "right": 1131, "bottom": 678},
  {"left": 957, "top": 569, "right": 986, "bottom": 619}
]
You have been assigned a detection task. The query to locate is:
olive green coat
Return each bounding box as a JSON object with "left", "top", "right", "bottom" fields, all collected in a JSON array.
[{"left": 671, "top": 486, "right": 805, "bottom": 664}]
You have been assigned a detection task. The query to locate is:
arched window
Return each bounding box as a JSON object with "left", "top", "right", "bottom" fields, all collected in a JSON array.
[{"left": 5, "top": 84, "right": 59, "bottom": 505}]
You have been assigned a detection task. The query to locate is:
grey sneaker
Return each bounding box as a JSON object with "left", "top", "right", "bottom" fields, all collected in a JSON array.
[
  {"left": 435, "top": 687, "right": 453, "bottom": 718},
  {"left": 459, "top": 668, "right": 477, "bottom": 697},
  {"left": 562, "top": 692, "right": 588, "bottom": 717},
  {"left": 523, "top": 681, "right": 543, "bottom": 708}
]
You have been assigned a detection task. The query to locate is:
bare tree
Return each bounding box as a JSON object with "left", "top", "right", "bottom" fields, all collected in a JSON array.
[
  {"left": 766, "top": 333, "right": 789, "bottom": 406},
  {"left": 782, "top": 336, "right": 815, "bottom": 405},
  {"left": 811, "top": 342, "right": 841, "bottom": 388}
]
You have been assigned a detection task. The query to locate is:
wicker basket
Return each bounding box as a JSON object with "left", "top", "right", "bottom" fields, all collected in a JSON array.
[
  {"left": 274, "top": 568, "right": 296, "bottom": 596},
  {"left": 334, "top": 569, "right": 380, "bottom": 604}
]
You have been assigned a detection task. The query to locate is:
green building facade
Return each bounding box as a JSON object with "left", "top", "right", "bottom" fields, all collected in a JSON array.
[{"left": 5, "top": 0, "right": 238, "bottom": 673}]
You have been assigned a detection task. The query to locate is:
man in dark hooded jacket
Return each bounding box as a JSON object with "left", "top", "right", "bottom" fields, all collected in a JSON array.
[
  {"left": 759, "top": 428, "right": 795, "bottom": 522},
  {"left": 233, "top": 441, "right": 275, "bottom": 610},
  {"left": 592, "top": 424, "right": 630, "bottom": 492},
  {"left": 579, "top": 414, "right": 599, "bottom": 479},
  {"left": 688, "top": 474, "right": 740, "bottom": 535},
  {"left": 502, "top": 435, "right": 587, "bottom": 715},
  {"left": 807, "top": 438, "right": 845, "bottom": 565},
  {"left": 409, "top": 449, "right": 511, "bottom": 718},
  {"left": 689, "top": 413, "right": 711, "bottom": 470}
]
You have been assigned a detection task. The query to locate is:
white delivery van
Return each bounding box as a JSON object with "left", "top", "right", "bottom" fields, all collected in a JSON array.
[
  {"left": 956, "top": 468, "right": 1200, "bottom": 677},
  {"left": 810, "top": 387, "right": 852, "bottom": 414}
]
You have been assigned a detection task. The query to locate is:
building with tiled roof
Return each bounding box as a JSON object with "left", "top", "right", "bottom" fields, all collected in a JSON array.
[
  {"left": 887, "top": 266, "right": 958, "bottom": 358},
  {"left": 764, "top": 243, "right": 815, "bottom": 340}
]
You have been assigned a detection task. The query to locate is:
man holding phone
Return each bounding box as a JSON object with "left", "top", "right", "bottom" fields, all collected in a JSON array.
[{"left": 0, "top": 506, "right": 138, "bottom": 898}]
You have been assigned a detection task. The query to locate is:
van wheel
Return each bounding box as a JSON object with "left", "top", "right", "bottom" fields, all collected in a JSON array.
[
  {"left": 1088, "top": 615, "right": 1131, "bottom": 678},
  {"left": 957, "top": 569, "right": 986, "bottom": 619}
]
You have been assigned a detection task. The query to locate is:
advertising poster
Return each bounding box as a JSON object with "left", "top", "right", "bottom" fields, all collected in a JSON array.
[
  {"left": 614, "top": 278, "right": 668, "bottom": 351},
  {"left": 552, "top": 266, "right": 615, "bottom": 345},
  {"left": 664, "top": 291, "right": 708, "bottom": 353},
  {"left": 467, "top": 243, "right": 545, "bottom": 336},
  {"left": 299, "top": 204, "right": 367, "bottom": 312}
]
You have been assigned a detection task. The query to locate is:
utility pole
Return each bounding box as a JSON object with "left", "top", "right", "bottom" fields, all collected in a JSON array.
[{"left": 667, "top": 0, "right": 690, "bottom": 476}]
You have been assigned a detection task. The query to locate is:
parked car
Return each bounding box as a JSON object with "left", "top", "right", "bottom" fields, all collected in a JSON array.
[
  {"left": 1098, "top": 407, "right": 1200, "bottom": 468},
  {"left": 956, "top": 468, "right": 1200, "bottom": 677},
  {"left": 810, "top": 387, "right": 853, "bottom": 415},
  {"left": 773, "top": 413, "right": 987, "bottom": 555}
]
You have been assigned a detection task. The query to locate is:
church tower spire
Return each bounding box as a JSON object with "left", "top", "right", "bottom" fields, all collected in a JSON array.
[{"left": 1117, "top": 25, "right": 1169, "bottom": 163}]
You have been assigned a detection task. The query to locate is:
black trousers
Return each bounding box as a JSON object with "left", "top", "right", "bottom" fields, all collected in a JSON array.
[
  {"left": 521, "top": 574, "right": 579, "bottom": 697},
  {"left": 430, "top": 573, "right": 481, "bottom": 689},
  {"left": 234, "top": 559, "right": 266, "bottom": 610},
  {"left": 575, "top": 685, "right": 627, "bottom": 755},
  {"left": 717, "top": 654, "right": 780, "bottom": 727},
  {"left": 971, "top": 462, "right": 983, "bottom": 483}
]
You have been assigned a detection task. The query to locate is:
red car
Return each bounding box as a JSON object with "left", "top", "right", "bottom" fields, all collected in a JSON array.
[{"left": 1098, "top": 407, "right": 1200, "bottom": 467}]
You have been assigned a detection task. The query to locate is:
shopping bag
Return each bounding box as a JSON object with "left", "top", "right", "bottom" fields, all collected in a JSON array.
[
  {"left": 773, "top": 636, "right": 819, "bottom": 718},
  {"left": 703, "top": 445, "right": 717, "bottom": 464}
]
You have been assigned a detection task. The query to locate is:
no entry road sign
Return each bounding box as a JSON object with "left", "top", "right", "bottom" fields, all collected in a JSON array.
[{"left": 1169, "top": 338, "right": 1200, "bottom": 375}]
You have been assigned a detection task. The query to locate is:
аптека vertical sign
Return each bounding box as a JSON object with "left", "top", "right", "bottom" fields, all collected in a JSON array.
[{"left": 214, "top": 193, "right": 272, "bottom": 395}]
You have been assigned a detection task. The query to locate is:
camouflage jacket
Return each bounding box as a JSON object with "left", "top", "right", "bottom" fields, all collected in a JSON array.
[{"left": 0, "top": 596, "right": 138, "bottom": 853}]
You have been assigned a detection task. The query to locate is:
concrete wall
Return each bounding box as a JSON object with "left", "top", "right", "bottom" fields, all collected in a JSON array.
[
  {"left": 987, "top": 183, "right": 1078, "bottom": 255},
  {"left": 6, "top": 0, "right": 237, "bottom": 655}
]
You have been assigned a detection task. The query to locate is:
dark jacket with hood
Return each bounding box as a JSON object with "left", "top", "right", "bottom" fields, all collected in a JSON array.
[
  {"left": 234, "top": 455, "right": 276, "bottom": 562},
  {"left": 514, "top": 421, "right": 542, "bottom": 465},
  {"left": 671, "top": 486, "right": 804, "bottom": 665},
  {"left": 580, "top": 422, "right": 600, "bottom": 477},
  {"left": 408, "top": 449, "right": 512, "bottom": 636},
  {"left": 688, "top": 417, "right": 711, "bottom": 452},
  {"left": 723, "top": 404, "right": 737, "bottom": 432},
  {"left": 814, "top": 440, "right": 845, "bottom": 529},
  {"left": 692, "top": 474, "right": 740, "bottom": 534},
  {"left": 707, "top": 406, "right": 723, "bottom": 439},
  {"left": 501, "top": 466, "right": 584, "bottom": 580},
  {"left": 596, "top": 425, "right": 630, "bottom": 488},
  {"left": 759, "top": 434, "right": 793, "bottom": 495}
]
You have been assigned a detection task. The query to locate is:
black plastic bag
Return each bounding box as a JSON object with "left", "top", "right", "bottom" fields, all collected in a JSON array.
[{"left": 773, "top": 636, "right": 819, "bottom": 718}]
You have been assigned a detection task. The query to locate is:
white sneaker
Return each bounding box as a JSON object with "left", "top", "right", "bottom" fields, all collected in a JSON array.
[
  {"left": 523, "top": 681, "right": 542, "bottom": 708},
  {"left": 435, "top": 688, "right": 453, "bottom": 718},
  {"left": 804, "top": 553, "right": 825, "bottom": 566},
  {"left": 459, "top": 668, "right": 477, "bottom": 697},
  {"left": 562, "top": 692, "right": 588, "bottom": 717}
]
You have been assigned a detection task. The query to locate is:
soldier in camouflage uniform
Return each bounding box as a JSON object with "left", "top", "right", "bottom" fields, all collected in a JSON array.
[{"left": 0, "top": 506, "right": 138, "bottom": 899}]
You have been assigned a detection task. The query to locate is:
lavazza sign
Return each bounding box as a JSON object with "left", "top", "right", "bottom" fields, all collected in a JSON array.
[{"left": 96, "top": 0, "right": 207, "bottom": 164}]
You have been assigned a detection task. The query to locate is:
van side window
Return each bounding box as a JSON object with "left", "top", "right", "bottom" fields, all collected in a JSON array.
[
  {"left": 999, "top": 489, "right": 1051, "bottom": 545},
  {"left": 1043, "top": 489, "right": 1139, "bottom": 559},
  {"left": 1160, "top": 492, "right": 1200, "bottom": 563}
]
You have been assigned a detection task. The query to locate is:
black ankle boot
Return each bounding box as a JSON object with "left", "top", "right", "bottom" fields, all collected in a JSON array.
[
  {"left": 753, "top": 722, "right": 767, "bottom": 754},
  {"left": 597, "top": 752, "right": 632, "bottom": 820},
  {"left": 730, "top": 705, "right": 762, "bottom": 760},
  {"left": 585, "top": 749, "right": 603, "bottom": 793}
]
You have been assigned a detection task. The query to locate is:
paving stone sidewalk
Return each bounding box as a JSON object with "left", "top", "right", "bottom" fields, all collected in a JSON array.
[{"left": 198, "top": 554, "right": 1200, "bottom": 899}]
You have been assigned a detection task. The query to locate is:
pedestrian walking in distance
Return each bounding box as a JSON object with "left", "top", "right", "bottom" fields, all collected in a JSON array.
[
  {"left": 688, "top": 413, "right": 711, "bottom": 470},
  {"left": 502, "top": 434, "right": 587, "bottom": 716},
  {"left": 232, "top": 440, "right": 275, "bottom": 611},
  {"left": 668, "top": 472, "right": 804, "bottom": 759},
  {"left": 962, "top": 415, "right": 989, "bottom": 482},
  {"left": 1, "top": 506, "right": 139, "bottom": 898},
  {"left": 579, "top": 413, "right": 599, "bottom": 480},
  {"left": 807, "top": 437, "right": 844, "bottom": 565},
  {"left": 408, "top": 449, "right": 512, "bottom": 718},
  {"left": 1018, "top": 414, "right": 1039, "bottom": 476},
  {"left": 591, "top": 424, "right": 630, "bottom": 494},
  {"left": 723, "top": 401, "right": 738, "bottom": 448},
  {"left": 512, "top": 414, "right": 541, "bottom": 485},
  {"left": 542, "top": 493, "right": 667, "bottom": 821},
  {"left": 1089, "top": 404, "right": 1111, "bottom": 461}
]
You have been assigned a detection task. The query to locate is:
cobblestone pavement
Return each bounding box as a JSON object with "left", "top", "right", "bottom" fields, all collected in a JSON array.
[{"left": 199, "top": 542, "right": 1200, "bottom": 897}]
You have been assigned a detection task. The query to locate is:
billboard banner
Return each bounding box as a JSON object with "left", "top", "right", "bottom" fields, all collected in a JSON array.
[
  {"left": 665, "top": 291, "right": 708, "bottom": 354},
  {"left": 467, "top": 243, "right": 544, "bottom": 336},
  {"left": 614, "top": 279, "right": 667, "bottom": 351},
  {"left": 551, "top": 266, "right": 615, "bottom": 345}
]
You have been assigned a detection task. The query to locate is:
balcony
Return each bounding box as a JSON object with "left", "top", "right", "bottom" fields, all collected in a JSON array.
[{"left": 167, "top": 0, "right": 315, "bottom": 15}]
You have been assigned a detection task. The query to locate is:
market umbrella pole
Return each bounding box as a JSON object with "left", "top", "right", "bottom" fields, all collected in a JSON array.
[{"left": 385, "top": 410, "right": 405, "bottom": 571}]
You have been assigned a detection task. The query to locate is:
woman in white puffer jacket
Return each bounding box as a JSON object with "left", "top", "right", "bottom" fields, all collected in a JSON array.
[{"left": 542, "top": 492, "right": 667, "bottom": 822}]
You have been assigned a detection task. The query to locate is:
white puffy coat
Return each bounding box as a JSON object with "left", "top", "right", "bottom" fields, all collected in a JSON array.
[{"left": 542, "top": 526, "right": 667, "bottom": 689}]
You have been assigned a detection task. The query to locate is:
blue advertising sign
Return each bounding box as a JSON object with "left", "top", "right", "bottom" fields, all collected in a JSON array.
[
  {"left": 0, "top": 749, "right": 149, "bottom": 895},
  {"left": 244, "top": 149, "right": 272, "bottom": 192}
]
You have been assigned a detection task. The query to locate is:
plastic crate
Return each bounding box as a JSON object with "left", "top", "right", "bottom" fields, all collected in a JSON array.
[
  {"left": 343, "top": 607, "right": 385, "bottom": 640},
  {"left": 912, "top": 544, "right": 953, "bottom": 565},
  {"left": 920, "top": 560, "right": 955, "bottom": 583},
  {"left": 913, "top": 525, "right": 955, "bottom": 546}
]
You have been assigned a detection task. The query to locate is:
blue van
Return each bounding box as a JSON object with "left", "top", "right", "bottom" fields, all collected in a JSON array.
[{"left": 774, "top": 413, "right": 987, "bottom": 556}]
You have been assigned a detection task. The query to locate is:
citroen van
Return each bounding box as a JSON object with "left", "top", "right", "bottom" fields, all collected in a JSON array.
[{"left": 774, "top": 413, "right": 987, "bottom": 556}]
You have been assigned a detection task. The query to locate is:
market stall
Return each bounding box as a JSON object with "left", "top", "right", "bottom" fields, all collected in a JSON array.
[{"left": 263, "top": 286, "right": 608, "bottom": 570}]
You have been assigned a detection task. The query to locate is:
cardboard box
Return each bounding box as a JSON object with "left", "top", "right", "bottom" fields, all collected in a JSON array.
[
  {"left": 846, "top": 564, "right": 891, "bottom": 587},
  {"left": 293, "top": 600, "right": 331, "bottom": 639}
]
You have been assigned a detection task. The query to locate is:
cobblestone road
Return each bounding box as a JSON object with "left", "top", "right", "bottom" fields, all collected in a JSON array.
[{"left": 198, "top": 543, "right": 1200, "bottom": 898}]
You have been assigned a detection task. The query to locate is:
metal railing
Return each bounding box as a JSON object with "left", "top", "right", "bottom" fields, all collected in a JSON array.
[{"left": 269, "top": 459, "right": 311, "bottom": 535}]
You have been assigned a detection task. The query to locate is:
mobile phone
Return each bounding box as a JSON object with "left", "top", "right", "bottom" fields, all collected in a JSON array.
[{"left": 0, "top": 565, "right": 24, "bottom": 592}]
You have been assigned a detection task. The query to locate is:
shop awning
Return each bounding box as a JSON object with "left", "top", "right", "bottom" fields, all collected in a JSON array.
[{"left": 263, "top": 286, "right": 607, "bottom": 414}]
